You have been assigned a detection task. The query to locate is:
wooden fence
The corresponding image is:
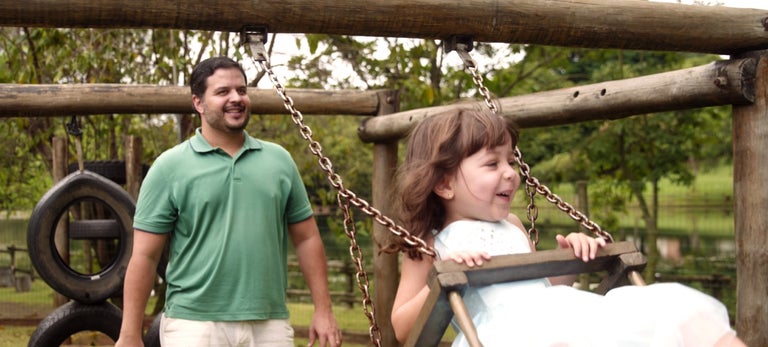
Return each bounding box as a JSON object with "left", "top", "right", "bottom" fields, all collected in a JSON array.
[{"left": 0, "top": 244, "right": 33, "bottom": 292}]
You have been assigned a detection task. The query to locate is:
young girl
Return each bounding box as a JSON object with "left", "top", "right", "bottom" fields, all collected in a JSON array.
[{"left": 388, "top": 109, "right": 745, "bottom": 347}]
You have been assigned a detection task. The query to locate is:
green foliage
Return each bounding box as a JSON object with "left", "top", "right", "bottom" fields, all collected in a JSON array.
[
  {"left": 0, "top": 28, "right": 253, "bottom": 209},
  {"left": 0, "top": 28, "right": 737, "bottom": 257}
]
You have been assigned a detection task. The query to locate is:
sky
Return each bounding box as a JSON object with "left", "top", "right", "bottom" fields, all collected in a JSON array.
[{"left": 249, "top": 0, "right": 768, "bottom": 88}]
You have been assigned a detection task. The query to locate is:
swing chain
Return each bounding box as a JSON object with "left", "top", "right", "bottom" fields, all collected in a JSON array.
[
  {"left": 247, "top": 47, "right": 435, "bottom": 257},
  {"left": 452, "top": 40, "right": 614, "bottom": 244},
  {"left": 246, "top": 33, "right": 436, "bottom": 346},
  {"left": 337, "top": 192, "right": 382, "bottom": 345},
  {"left": 453, "top": 42, "right": 500, "bottom": 114}
]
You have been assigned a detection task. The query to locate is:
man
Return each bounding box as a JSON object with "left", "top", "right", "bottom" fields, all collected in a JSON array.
[{"left": 116, "top": 56, "right": 342, "bottom": 347}]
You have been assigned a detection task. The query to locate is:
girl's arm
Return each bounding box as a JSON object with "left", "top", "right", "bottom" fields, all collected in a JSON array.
[
  {"left": 391, "top": 234, "right": 492, "bottom": 343},
  {"left": 391, "top": 253, "right": 435, "bottom": 343}
]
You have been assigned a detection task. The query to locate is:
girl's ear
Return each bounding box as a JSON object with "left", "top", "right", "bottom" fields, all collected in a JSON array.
[{"left": 433, "top": 177, "right": 455, "bottom": 200}]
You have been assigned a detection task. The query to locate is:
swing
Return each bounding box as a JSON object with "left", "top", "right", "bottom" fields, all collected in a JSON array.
[{"left": 241, "top": 28, "right": 647, "bottom": 347}]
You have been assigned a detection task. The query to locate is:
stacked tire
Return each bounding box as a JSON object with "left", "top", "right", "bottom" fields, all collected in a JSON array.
[{"left": 26, "top": 162, "right": 158, "bottom": 346}]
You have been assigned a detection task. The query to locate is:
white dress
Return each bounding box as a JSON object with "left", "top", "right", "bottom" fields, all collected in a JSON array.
[{"left": 433, "top": 220, "right": 735, "bottom": 347}]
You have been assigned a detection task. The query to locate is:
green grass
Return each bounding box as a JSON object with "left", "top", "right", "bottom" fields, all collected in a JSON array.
[
  {"left": 0, "top": 304, "right": 378, "bottom": 347},
  {"left": 0, "top": 282, "right": 383, "bottom": 347},
  {"left": 0, "top": 326, "right": 36, "bottom": 347}
]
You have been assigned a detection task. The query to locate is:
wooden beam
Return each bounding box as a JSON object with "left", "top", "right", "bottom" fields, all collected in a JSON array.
[
  {"left": 1, "top": 1, "right": 767, "bottom": 54},
  {"left": 733, "top": 51, "right": 768, "bottom": 347},
  {"left": 358, "top": 58, "right": 757, "bottom": 142},
  {"left": 0, "top": 84, "right": 381, "bottom": 116}
]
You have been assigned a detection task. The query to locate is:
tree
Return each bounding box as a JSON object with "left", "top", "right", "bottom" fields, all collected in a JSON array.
[{"left": 524, "top": 48, "right": 732, "bottom": 280}]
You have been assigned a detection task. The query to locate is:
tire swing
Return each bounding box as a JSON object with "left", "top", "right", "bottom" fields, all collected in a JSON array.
[
  {"left": 66, "top": 160, "right": 150, "bottom": 185},
  {"left": 142, "top": 313, "right": 163, "bottom": 347},
  {"left": 27, "top": 117, "right": 135, "bottom": 304},
  {"left": 27, "top": 300, "right": 122, "bottom": 347},
  {"left": 245, "top": 31, "right": 646, "bottom": 347}
]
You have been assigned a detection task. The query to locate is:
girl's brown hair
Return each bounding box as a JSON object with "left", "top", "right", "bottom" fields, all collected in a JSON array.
[{"left": 388, "top": 109, "right": 519, "bottom": 260}]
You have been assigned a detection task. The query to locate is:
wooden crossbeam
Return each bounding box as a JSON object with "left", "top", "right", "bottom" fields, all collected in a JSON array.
[{"left": 1, "top": 1, "right": 767, "bottom": 54}]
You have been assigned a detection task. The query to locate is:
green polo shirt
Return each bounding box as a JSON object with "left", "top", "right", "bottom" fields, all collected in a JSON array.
[{"left": 133, "top": 128, "right": 314, "bottom": 321}]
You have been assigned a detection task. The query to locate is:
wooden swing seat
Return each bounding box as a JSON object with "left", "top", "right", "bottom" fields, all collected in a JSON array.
[{"left": 404, "top": 241, "right": 647, "bottom": 347}]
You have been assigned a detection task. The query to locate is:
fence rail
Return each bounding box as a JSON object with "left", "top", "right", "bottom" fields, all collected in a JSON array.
[
  {"left": 0, "top": 244, "right": 33, "bottom": 292},
  {"left": 287, "top": 258, "right": 371, "bottom": 308}
]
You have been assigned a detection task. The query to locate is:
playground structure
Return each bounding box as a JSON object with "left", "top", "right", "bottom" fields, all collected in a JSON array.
[{"left": 1, "top": 0, "right": 768, "bottom": 346}]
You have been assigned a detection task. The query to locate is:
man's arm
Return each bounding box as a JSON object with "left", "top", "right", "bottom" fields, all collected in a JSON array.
[
  {"left": 289, "top": 217, "right": 342, "bottom": 347},
  {"left": 115, "top": 230, "right": 168, "bottom": 347}
]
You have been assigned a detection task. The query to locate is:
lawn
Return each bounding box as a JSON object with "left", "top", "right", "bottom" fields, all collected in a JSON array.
[
  {"left": 0, "top": 280, "right": 401, "bottom": 347},
  {"left": 0, "top": 302, "right": 380, "bottom": 347}
]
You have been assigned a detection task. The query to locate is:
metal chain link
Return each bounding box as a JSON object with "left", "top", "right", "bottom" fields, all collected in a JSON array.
[
  {"left": 246, "top": 36, "right": 436, "bottom": 347},
  {"left": 454, "top": 43, "right": 614, "bottom": 244}
]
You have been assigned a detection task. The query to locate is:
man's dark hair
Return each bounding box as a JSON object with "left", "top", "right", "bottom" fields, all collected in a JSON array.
[{"left": 189, "top": 56, "right": 248, "bottom": 100}]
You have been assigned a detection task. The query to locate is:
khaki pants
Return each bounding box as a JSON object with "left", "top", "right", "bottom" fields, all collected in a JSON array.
[{"left": 159, "top": 315, "right": 294, "bottom": 347}]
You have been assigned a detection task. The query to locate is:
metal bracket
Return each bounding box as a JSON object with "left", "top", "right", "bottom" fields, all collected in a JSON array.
[
  {"left": 443, "top": 35, "right": 476, "bottom": 69},
  {"left": 443, "top": 35, "right": 474, "bottom": 53},
  {"left": 65, "top": 116, "right": 82, "bottom": 137},
  {"left": 240, "top": 25, "right": 269, "bottom": 45},
  {"left": 240, "top": 25, "right": 269, "bottom": 62}
]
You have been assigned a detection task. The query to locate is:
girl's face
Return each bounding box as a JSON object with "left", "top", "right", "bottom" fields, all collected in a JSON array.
[{"left": 439, "top": 142, "right": 521, "bottom": 226}]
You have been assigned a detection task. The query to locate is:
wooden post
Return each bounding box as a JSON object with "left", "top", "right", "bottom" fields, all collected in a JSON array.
[
  {"left": 51, "top": 136, "right": 69, "bottom": 307},
  {"left": 732, "top": 51, "right": 768, "bottom": 347},
  {"left": 371, "top": 90, "right": 400, "bottom": 347},
  {"left": 124, "top": 135, "right": 142, "bottom": 200}
]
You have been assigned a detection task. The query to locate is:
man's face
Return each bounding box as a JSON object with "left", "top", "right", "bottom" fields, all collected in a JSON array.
[{"left": 193, "top": 67, "right": 251, "bottom": 134}]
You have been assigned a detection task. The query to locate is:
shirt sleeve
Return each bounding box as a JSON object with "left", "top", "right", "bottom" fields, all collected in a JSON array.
[
  {"left": 133, "top": 161, "right": 177, "bottom": 233},
  {"left": 283, "top": 153, "right": 314, "bottom": 224}
]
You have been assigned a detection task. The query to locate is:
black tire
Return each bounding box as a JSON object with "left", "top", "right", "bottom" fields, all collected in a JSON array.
[
  {"left": 27, "top": 170, "right": 135, "bottom": 303},
  {"left": 27, "top": 300, "right": 122, "bottom": 347},
  {"left": 143, "top": 314, "right": 162, "bottom": 347},
  {"left": 68, "top": 160, "right": 149, "bottom": 185}
]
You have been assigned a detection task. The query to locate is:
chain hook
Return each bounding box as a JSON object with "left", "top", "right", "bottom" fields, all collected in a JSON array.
[
  {"left": 241, "top": 25, "right": 270, "bottom": 63},
  {"left": 444, "top": 35, "right": 476, "bottom": 69}
]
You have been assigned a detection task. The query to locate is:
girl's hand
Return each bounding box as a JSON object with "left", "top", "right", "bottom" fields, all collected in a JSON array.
[
  {"left": 444, "top": 250, "right": 491, "bottom": 267},
  {"left": 555, "top": 233, "right": 606, "bottom": 262}
]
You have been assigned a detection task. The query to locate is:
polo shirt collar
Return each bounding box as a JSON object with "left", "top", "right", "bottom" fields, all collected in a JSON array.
[{"left": 189, "top": 127, "right": 263, "bottom": 153}]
